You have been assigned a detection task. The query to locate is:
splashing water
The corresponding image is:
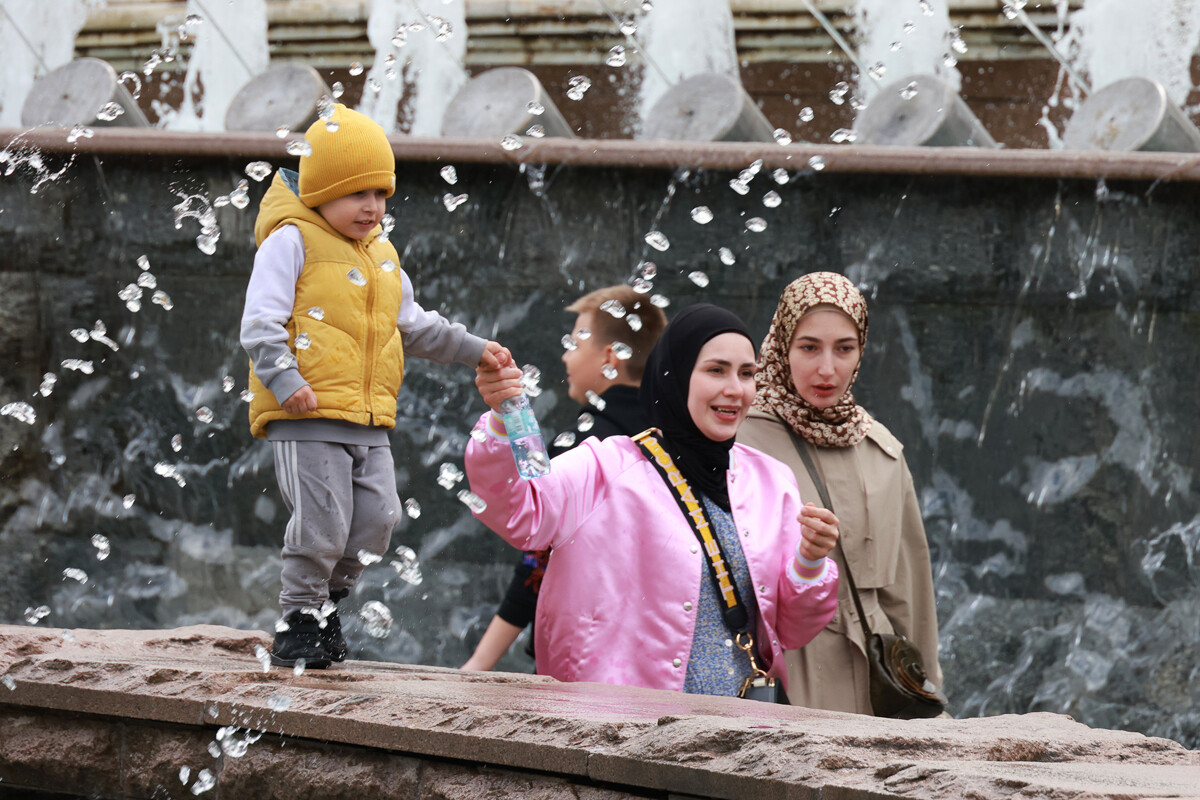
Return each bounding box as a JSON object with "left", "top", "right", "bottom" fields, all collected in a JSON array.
[{"left": 360, "top": 600, "right": 394, "bottom": 637}]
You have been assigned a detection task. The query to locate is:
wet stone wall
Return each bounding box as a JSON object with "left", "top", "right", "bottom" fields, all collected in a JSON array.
[{"left": 1, "top": 142, "right": 1199, "bottom": 748}]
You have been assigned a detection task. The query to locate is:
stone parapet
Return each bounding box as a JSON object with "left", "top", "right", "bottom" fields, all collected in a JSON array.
[{"left": 1, "top": 625, "right": 1198, "bottom": 799}]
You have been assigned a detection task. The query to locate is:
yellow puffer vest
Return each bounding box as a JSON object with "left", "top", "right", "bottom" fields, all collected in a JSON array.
[{"left": 248, "top": 171, "right": 404, "bottom": 438}]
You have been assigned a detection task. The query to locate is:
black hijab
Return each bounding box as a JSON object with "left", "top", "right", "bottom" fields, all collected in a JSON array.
[{"left": 639, "top": 303, "right": 754, "bottom": 511}]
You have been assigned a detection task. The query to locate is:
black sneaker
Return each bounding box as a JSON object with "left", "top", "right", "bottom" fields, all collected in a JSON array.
[
  {"left": 270, "top": 610, "right": 331, "bottom": 669},
  {"left": 322, "top": 589, "right": 349, "bottom": 662}
]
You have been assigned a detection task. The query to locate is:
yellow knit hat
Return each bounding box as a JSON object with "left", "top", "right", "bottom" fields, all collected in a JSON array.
[{"left": 298, "top": 104, "right": 396, "bottom": 208}]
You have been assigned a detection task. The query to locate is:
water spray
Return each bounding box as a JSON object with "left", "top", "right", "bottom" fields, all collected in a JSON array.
[
  {"left": 0, "top": 4, "right": 51, "bottom": 73},
  {"left": 1003, "top": 0, "right": 1092, "bottom": 96},
  {"left": 798, "top": 0, "right": 881, "bottom": 89}
]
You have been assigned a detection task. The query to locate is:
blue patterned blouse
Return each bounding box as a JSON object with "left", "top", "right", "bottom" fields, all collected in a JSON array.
[{"left": 683, "top": 494, "right": 758, "bottom": 695}]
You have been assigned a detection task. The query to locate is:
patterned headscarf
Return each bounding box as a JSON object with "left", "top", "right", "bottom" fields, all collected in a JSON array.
[{"left": 752, "top": 272, "right": 873, "bottom": 447}]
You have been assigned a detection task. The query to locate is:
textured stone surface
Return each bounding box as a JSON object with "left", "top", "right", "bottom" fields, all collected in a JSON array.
[{"left": 1, "top": 624, "right": 1198, "bottom": 799}]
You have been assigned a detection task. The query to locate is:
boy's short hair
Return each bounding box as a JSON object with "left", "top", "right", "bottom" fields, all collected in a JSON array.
[
  {"left": 299, "top": 104, "right": 396, "bottom": 208},
  {"left": 566, "top": 285, "right": 667, "bottom": 382}
]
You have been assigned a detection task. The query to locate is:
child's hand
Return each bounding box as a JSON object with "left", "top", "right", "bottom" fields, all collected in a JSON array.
[
  {"left": 475, "top": 362, "right": 523, "bottom": 413},
  {"left": 282, "top": 385, "right": 318, "bottom": 414},
  {"left": 797, "top": 503, "right": 839, "bottom": 560},
  {"left": 478, "top": 341, "right": 511, "bottom": 371}
]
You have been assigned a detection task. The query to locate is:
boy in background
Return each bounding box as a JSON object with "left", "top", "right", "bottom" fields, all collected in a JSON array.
[
  {"left": 461, "top": 285, "right": 666, "bottom": 671},
  {"left": 242, "top": 104, "right": 506, "bottom": 668}
]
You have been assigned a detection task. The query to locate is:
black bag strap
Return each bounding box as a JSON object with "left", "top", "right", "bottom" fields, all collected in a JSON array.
[
  {"left": 633, "top": 430, "right": 750, "bottom": 633},
  {"left": 786, "top": 427, "right": 875, "bottom": 644}
]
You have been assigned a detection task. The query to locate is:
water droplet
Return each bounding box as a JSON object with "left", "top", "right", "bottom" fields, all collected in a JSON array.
[
  {"left": 267, "top": 693, "right": 291, "bottom": 712},
  {"left": 773, "top": 128, "right": 792, "bottom": 145},
  {"left": 561, "top": 334, "right": 577, "bottom": 351},
  {"left": 585, "top": 390, "right": 606, "bottom": 411},
  {"left": 229, "top": 180, "right": 250, "bottom": 209},
  {"left": 357, "top": 549, "right": 383, "bottom": 566},
  {"left": 439, "top": 165, "right": 458, "bottom": 185},
  {"left": 745, "top": 217, "right": 767, "bottom": 233},
  {"left": 1, "top": 402, "right": 36, "bottom": 425},
  {"left": 136, "top": 273, "right": 157, "bottom": 292},
  {"left": 729, "top": 178, "right": 750, "bottom": 196},
  {"left": 1, "top": 675, "right": 15, "bottom": 691},
  {"left": 404, "top": 498, "right": 421, "bottom": 518},
  {"left": 688, "top": 271, "right": 710, "bottom": 287},
  {"left": 867, "top": 62, "right": 886, "bottom": 81},
  {"left": 61, "top": 359, "right": 94, "bottom": 374},
  {"left": 650, "top": 294, "right": 670, "bottom": 308},
  {"left": 443, "top": 192, "right": 468, "bottom": 211},
  {"left": 601, "top": 364, "right": 618, "bottom": 380},
  {"left": 600, "top": 299, "right": 626, "bottom": 318},
  {"left": 366, "top": 78, "right": 382, "bottom": 94},
  {"left": 196, "top": 231, "right": 219, "bottom": 255},
  {"left": 520, "top": 364, "right": 543, "bottom": 396},
  {"left": 245, "top": 161, "right": 272, "bottom": 182},
  {"left": 122, "top": 494, "right": 136, "bottom": 509},
  {"left": 904, "top": 21, "right": 916, "bottom": 34},
  {"left": 644, "top": 231, "right": 670, "bottom": 251},
  {"left": 611, "top": 342, "right": 633, "bottom": 360},
  {"left": 360, "top": 601, "right": 393, "bottom": 638},
  {"left": 690, "top": 206, "right": 713, "bottom": 225},
  {"left": 500, "top": 135, "right": 522, "bottom": 151},
  {"left": 553, "top": 431, "right": 576, "bottom": 448},
  {"left": 620, "top": 17, "right": 638, "bottom": 35},
  {"left": 718, "top": 247, "right": 736, "bottom": 266},
  {"left": 951, "top": 34, "right": 968, "bottom": 55},
  {"left": 62, "top": 567, "right": 88, "bottom": 584},
  {"left": 91, "top": 533, "right": 111, "bottom": 560},
  {"left": 526, "top": 101, "right": 545, "bottom": 116},
  {"left": 120, "top": 283, "right": 144, "bottom": 311},
  {"left": 239, "top": 390, "right": 254, "bottom": 404},
  {"left": 118, "top": 70, "right": 142, "bottom": 100},
  {"left": 829, "top": 81, "right": 850, "bottom": 105},
  {"left": 576, "top": 328, "right": 591, "bottom": 340},
  {"left": 285, "top": 140, "right": 312, "bottom": 157},
  {"left": 190, "top": 768, "right": 215, "bottom": 795},
  {"left": 606, "top": 45, "right": 627, "bottom": 67},
  {"left": 943, "top": 52, "right": 958, "bottom": 68},
  {"left": 830, "top": 128, "right": 857, "bottom": 144},
  {"left": 23, "top": 605, "right": 51, "bottom": 624},
  {"left": 349, "top": 61, "right": 364, "bottom": 76},
  {"left": 807, "top": 155, "right": 827, "bottom": 172},
  {"left": 566, "top": 75, "right": 591, "bottom": 101},
  {"left": 890, "top": 40, "right": 903, "bottom": 52},
  {"left": 626, "top": 313, "right": 643, "bottom": 331},
  {"left": 37, "top": 373, "right": 56, "bottom": 397},
  {"left": 275, "top": 126, "right": 290, "bottom": 139},
  {"left": 920, "top": 0, "right": 935, "bottom": 16},
  {"left": 331, "top": 82, "right": 345, "bottom": 99},
  {"left": 526, "top": 124, "right": 545, "bottom": 138},
  {"left": 196, "top": 407, "right": 214, "bottom": 424},
  {"left": 762, "top": 191, "right": 782, "bottom": 208},
  {"left": 380, "top": 214, "right": 395, "bottom": 238},
  {"left": 392, "top": 26, "right": 408, "bottom": 47},
  {"left": 577, "top": 413, "right": 595, "bottom": 432},
  {"left": 67, "top": 124, "right": 94, "bottom": 144},
  {"left": 170, "top": 434, "right": 183, "bottom": 453},
  {"left": 437, "top": 463, "right": 464, "bottom": 489},
  {"left": 798, "top": 106, "right": 815, "bottom": 123},
  {"left": 96, "top": 102, "right": 125, "bottom": 122},
  {"left": 457, "top": 489, "right": 487, "bottom": 513},
  {"left": 900, "top": 81, "right": 919, "bottom": 101},
  {"left": 347, "top": 268, "right": 367, "bottom": 287}
]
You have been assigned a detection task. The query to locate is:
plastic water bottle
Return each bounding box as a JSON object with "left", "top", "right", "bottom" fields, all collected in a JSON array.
[{"left": 498, "top": 393, "right": 550, "bottom": 479}]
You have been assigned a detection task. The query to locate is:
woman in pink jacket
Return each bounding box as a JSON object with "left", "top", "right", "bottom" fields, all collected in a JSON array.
[{"left": 465, "top": 304, "right": 840, "bottom": 695}]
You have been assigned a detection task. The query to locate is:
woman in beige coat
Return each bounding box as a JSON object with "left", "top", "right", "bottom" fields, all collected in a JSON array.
[{"left": 737, "top": 272, "right": 943, "bottom": 714}]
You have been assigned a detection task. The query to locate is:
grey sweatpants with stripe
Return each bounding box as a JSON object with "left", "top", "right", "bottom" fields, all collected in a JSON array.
[{"left": 272, "top": 440, "right": 401, "bottom": 615}]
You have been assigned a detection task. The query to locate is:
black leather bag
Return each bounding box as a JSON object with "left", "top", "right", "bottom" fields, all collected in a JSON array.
[
  {"left": 866, "top": 631, "right": 946, "bottom": 719},
  {"left": 789, "top": 429, "right": 947, "bottom": 719}
]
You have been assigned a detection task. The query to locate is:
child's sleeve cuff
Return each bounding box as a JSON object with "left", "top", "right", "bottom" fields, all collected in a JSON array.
[
  {"left": 788, "top": 553, "right": 828, "bottom": 585},
  {"left": 486, "top": 411, "right": 510, "bottom": 442}
]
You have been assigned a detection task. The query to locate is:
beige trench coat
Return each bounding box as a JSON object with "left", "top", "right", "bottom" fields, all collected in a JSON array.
[{"left": 737, "top": 409, "right": 942, "bottom": 713}]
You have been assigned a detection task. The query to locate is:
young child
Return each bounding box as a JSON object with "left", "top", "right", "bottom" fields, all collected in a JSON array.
[
  {"left": 461, "top": 285, "right": 667, "bottom": 671},
  {"left": 241, "top": 104, "right": 506, "bottom": 668}
]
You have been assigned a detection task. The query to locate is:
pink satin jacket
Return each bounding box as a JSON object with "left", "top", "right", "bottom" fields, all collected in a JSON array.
[{"left": 465, "top": 412, "right": 839, "bottom": 693}]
